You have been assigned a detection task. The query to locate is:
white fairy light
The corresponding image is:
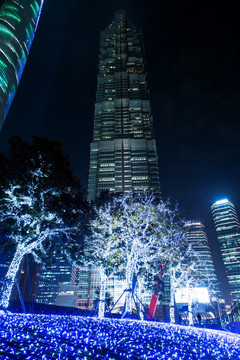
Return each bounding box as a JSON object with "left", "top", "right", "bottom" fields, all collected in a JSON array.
[
  {"left": 0, "top": 176, "right": 82, "bottom": 309},
  {"left": 0, "top": 313, "right": 239, "bottom": 359}
]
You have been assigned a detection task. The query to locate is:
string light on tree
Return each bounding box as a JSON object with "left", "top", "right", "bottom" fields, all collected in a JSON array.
[{"left": 0, "top": 137, "right": 87, "bottom": 309}]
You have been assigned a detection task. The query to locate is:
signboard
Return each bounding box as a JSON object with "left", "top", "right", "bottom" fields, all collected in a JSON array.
[{"left": 175, "top": 287, "right": 210, "bottom": 304}]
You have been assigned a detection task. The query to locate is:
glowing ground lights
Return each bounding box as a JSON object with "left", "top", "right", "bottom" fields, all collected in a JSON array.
[{"left": 0, "top": 314, "right": 239, "bottom": 359}]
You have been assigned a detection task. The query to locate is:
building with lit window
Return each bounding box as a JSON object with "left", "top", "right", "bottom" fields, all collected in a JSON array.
[
  {"left": 35, "top": 253, "right": 72, "bottom": 305},
  {"left": 0, "top": 0, "right": 44, "bottom": 130},
  {"left": 88, "top": 11, "right": 160, "bottom": 201},
  {"left": 211, "top": 199, "right": 240, "bottom": 302},
  {"left": 185, "top": 221, "right": 221, "bottom": 298},
  {"left": 76, "top": 11, "right": 161, "bottom": 310}
]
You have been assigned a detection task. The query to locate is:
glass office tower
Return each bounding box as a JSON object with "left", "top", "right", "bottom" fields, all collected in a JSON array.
[
  {"left": 0, "top": 0, "right": 44, "bottom": 130},
  {"left": 211, "top": 199, "right": 240, "bottom": 302},
  {"left": 185, "top": 221, "right": 220, "bottom": 298},
  {"left": 76, "top": 11, "right": 161, "bottom": 310},
  {"left": 88, "top": 11, "right": 160, "bottom": 201},
  {"left": 35, "top": 253, "right": 72, "bottom": 305}
]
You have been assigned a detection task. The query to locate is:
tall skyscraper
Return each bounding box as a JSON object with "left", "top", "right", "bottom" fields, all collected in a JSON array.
[
  {"left": 0, "top": 0, "right": 44, "bottom": 130},
  {"left": 75, "top": 11, "right": 161, "bottom": 310},
  {"left": 88, "top": 11, "right": 160, "bottom": 201},
  {"left": 211, "top": 199, "right": 240, "bottom": 302},
  {"left": 185, "top": 221, "right": 220, "bottom": 298}
]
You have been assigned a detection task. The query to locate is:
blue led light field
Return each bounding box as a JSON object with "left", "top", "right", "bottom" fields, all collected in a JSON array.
[{"left": 0, "top": 313, "right": 240, "bottom": 359}]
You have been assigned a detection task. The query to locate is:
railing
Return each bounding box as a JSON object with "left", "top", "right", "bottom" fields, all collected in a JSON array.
[{"left": 219, "top": 297, "right": 240, "bottom": 329}]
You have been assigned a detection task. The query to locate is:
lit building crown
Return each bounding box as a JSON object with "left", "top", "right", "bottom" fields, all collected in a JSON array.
[
  {"left": 215, "top": 199, "right": 229, "bottom": 205},
  {"left": 0, "top": 0, "right": 44, "bottom": 130}
]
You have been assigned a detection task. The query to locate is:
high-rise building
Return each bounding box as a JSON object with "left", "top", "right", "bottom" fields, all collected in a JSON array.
[
  {"left": 0, "top": 0, "right": 44, "bottom": 130},
  {"left": 185, "top": 221, "right": 221, "bottom": 298},
  {"left": 35, "top": 253, "right": 72, "bottom": 305},
  {"left": 88, "top": 11, "right": 160, "bottom": 201},
  {"left": 211, "top": 199, "right": 240, "bottom": 302},
  {"left": 76, "top": 11, "right": 161, "bottom": 310}
]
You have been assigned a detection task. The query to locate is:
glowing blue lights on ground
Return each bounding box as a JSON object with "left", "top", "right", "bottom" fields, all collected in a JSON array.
[{"left": 0, "top": 313, "right": 239, "bottom": 359}]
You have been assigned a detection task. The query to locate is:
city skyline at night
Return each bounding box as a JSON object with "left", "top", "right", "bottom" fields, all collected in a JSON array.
[
  {"left": 0, "top": 1, "right": 238, "bottom": 215},
  {"left": 1, "top": 4, "right": 240, "bottom": 357},
  {"left": 0, "top": 0, "right": 239, "bottom": 304}
]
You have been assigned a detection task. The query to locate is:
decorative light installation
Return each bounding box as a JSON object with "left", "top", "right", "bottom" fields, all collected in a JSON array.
[
  {"left": 0, "top": 0, "right": 45, "bottom": 130},
  {"left": 0, "top": 313, "right": 240, "bottom": 359},
  {"left": 0, "top": 178, "right": 80, "bottom": 309}
]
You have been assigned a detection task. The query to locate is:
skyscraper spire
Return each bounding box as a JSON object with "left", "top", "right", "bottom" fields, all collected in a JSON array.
[
  {"left": 0, "top": 0, "right": 45, "bottom": 130},
  {"left": 88, "top": 11, "right": 160, "bottom": 201}
]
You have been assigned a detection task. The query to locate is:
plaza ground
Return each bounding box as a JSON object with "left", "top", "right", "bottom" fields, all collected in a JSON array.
[{"left": 0, "top": 313, "right": 240, "bottom": 359}]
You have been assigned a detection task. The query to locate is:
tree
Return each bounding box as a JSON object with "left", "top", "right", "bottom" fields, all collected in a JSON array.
[
  {"left": 112, "top": 193, "right": 172, "bottom": 317},
  {"left": 0, "top": 136, "right": 87, "bottom": 308},
  {"left": 84, "top": 199, "right": 123, "bottom": 318},
  {"left": 180, "top": 245, "right": 212, "bottom": 325},
  {"left": 138, "top": 202, "right": 211, "bottom": 324},
  {"left": 86, "top": 192, "right": 168, "bottom": 318},
  {"left": 157, "top": 228, "right": 211, "bottom": 324},
  {"left": 137, "top": 201, "right": 187, "bottom": 323},
  {"left": 160, "top": 230, "right": 189, "bottom": 324},
  {"left": 87, "top": 192, "right": 206, "bottom": 322}
]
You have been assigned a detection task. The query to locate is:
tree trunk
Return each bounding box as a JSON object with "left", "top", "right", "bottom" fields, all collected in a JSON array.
[
  {"left": 169, "top": 279, "right": 175, "bottom": 323},
  {"left": 188, "top": 286, "right": 193, "bottom": 325},
  {"left": 138, "top": 279, "right": 144, "bottom": 320},
  {"left": 123, "top": 262, "right": 134, "bottom": 317},
  {"left": 0, "top": 244, "right": 25, "bottom": 309},
  {"left": 98, "top": 266, "right": 106, "bottom": 319}
]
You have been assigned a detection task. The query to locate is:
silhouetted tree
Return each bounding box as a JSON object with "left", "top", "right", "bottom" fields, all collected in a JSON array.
[{"left": 0, "top": 136, "right": 88, "bottom": 308}]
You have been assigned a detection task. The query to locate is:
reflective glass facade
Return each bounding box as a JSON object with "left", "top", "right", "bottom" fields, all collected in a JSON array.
[
  {"left": 211, "top": 199, "right": 240, "bottom": 302},
  {"left": 35, "top": 253, "right": 72, "bottom": 305},
  {"left": 0, "top": 0, "right": 44, "bottom": 130},
  {"left": 77, "top": 12, "right": 161, "bottom": 310},
  {"left": 185, "top": 221, "right": 220, "bottom": 298},
  {"left": 73, "top": 266, "right": 124, "bottom": 309},
  {"left": 88, "top": 11, "right": 160, "bottom": 201}
]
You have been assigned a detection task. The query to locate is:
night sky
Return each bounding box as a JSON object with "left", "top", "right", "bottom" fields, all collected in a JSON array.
[{"left": 0, "top": 0, "right": 240, "bottom": 303}]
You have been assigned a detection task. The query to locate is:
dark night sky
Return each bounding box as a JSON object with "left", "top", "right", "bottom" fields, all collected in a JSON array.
[{"left": 0, "top": 0, "right": 240, "bottom": 302}]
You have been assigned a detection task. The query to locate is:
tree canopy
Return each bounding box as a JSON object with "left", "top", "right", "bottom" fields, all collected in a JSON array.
[{"left": 0, "top": 136, "right": 88, "bottom": 308}]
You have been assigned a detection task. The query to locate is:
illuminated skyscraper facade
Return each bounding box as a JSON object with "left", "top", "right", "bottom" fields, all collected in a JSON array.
[
  {"left": 211, "top": 199, "right": 240, "bottom": 302},
  {"left": 88, "top": 11, "right": 160, "bottom": 201},
  {"left": 0, "top": 0, "right": 44, "bottom": 130},
  {"left": 35, "top": 253, "right": 72, "bottom": 306},
  {"left": 76, "top": 12, "right": 161, "bottom": 310},
  {"left": 185, "top": 221, "right": 220, "bottom": 297}
]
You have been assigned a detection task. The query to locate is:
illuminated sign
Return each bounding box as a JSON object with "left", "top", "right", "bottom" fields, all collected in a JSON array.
[{"left": 175, "top": 287, "right": 210, "bottom": 304}]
